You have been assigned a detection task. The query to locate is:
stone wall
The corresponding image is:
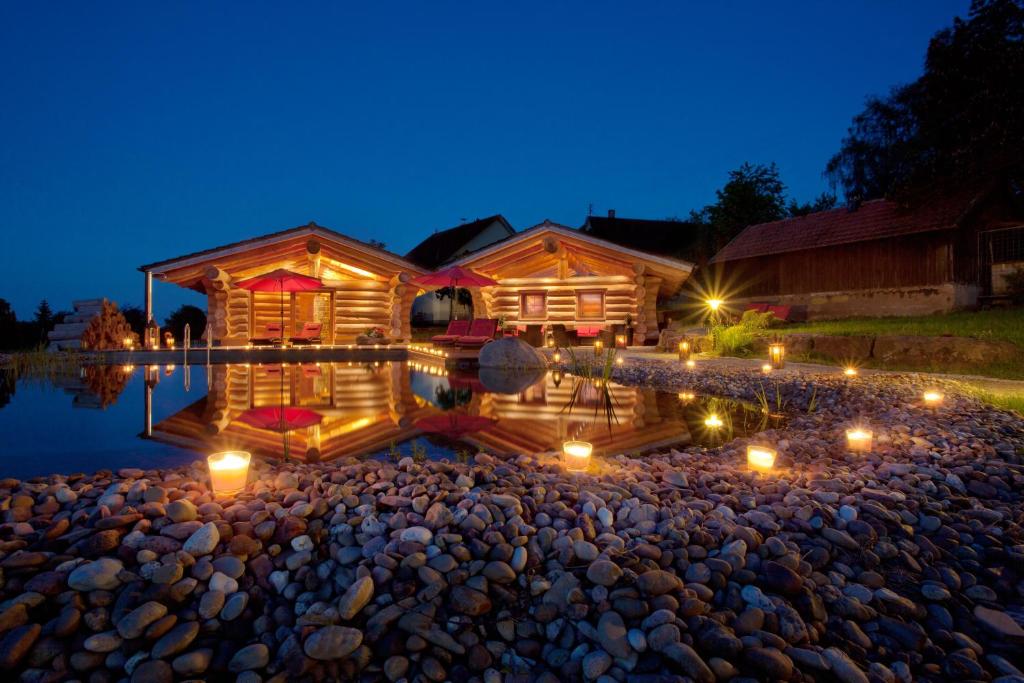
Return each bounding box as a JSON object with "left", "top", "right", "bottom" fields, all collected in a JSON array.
[
  {"left": 731, "top": 283, "right": 980, "bottom": 320},
  {"left": 754, "top": 333, "right": 1019, "bottom": 370}
]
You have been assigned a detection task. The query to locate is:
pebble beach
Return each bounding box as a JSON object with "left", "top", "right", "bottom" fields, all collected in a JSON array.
[{"left": 1, "top": 356, "right": 1024, "bottom": 683}]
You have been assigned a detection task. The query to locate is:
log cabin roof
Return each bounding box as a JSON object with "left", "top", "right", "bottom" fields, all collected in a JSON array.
[
  {"left": 710, "top": 196, "right": 974, "bottom": 263},
  {"left": 452, "top": 220, "right": 695, "bottom": 297},
  {"left": 139, "top": 222, "right": 424, "bottom": 291},
  {"left": 404, "top": 215, "right": 515, "bottom": 269}
]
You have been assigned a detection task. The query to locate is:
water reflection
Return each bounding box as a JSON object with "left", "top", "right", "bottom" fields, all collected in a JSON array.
[{"left": 140, "top": 362, "right": 780, "bottom": 462}]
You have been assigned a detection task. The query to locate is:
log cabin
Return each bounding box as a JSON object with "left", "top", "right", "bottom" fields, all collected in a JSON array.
[
  {"left": 138, "top": 222, "right": 425, "bottom": 345},
  {"left": 451, "top": 220, "right": 695, "bottom": 345}
]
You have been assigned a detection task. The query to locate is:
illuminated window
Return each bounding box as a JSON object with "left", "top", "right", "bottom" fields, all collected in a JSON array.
[
  {"left": 520, "top": 292, "right": 546, "bottom": 319},
  {"left": 576, "top": 291, "right": 605, "bottom": 320}
]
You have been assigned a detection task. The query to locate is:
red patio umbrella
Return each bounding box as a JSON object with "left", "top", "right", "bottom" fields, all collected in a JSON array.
[
  {"left": 414, "top": 413, "right": 496, "bottom": 440},
  {"left": 239, "top": 406, "right": 323, "bottom": 432},
  {"left": 411, "top": 265, "right": 498, "bottom": 321},
  {"left": 236, "top": 268, "right": 322, "bottom": 341}
]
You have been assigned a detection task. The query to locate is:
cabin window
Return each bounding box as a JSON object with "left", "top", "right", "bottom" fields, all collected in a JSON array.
[
  {"left": 576, "top": 291, "right": 605, "bottom": 320},
  {"left": 520, "top": 292, "right": 546, "bottom": 320}
]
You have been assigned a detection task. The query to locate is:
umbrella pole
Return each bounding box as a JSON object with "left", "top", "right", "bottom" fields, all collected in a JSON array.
[{"left": 280, "top": 289, "right": 285, "bottom": 347}]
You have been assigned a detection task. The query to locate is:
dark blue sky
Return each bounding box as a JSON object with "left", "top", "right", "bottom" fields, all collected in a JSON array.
[{"left": 1, "top": 1, "right": 966, "bottom": 319}]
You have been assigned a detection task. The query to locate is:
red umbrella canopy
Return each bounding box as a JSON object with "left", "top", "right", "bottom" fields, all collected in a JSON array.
[
  {"left": 239, "top": 406, "right": 323, "bottom": 433},
  {"left": 414, "top": 413, "right": 496, "bottom": 439},
  {"left": 411, "top": 265, "right": 498, "bottom": 289},
  {"left": 235, "top": 268, "right": 322, "bottom": 292}
]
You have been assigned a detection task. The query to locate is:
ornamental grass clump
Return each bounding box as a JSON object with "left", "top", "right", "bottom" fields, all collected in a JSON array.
[{"left": 712, "top": 309, "right": 777, "bottom": 356}]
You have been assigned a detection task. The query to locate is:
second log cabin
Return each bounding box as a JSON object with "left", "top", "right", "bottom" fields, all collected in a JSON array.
[{"left": 452, "top": 220, "right": 695, "bottom": 344}]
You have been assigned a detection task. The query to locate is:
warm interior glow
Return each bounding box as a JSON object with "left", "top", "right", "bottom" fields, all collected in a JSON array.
[
  {"left": 747, "top": 445, "right": 776, "bottom": 471},
  {"left": 563, "top": 441, "right": 593, "bottom": 472},
  {"left": 846, "top": 428, "right": 873, "bottom": 452},
  {"left": 704, "top": 414, "right": 723, "bottom": 428},
  {"left": 207, "top": 451, "right": 251, "bottom": 495},
  {"left": 923, "top": 391, "right": 944, "bottom": 406},
  {"left": 844, "top": 367, "right": 858, "bottom": 376}
]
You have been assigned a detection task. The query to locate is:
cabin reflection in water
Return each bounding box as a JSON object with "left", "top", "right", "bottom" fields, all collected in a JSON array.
[{"left": 144, "top": 362, "right": 729, "bottom": 462}]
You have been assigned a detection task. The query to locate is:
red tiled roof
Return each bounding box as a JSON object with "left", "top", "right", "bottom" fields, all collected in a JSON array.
[{"left": 710, "top": 198, "right": 972, "bottom": 263}]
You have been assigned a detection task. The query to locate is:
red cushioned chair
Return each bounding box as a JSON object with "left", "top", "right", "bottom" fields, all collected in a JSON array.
[
  {"left": 455, "top": 319, "right": 499, "bottom": 348},
  {"left": 431, "top": 319, "right": 471, "bottom": 346},
  {"left": 767, "top": 305, "right": 792, "bottom": 322},
  {"left": 251, "top": 322, "right": 284, "bottom": 345},
  {"left": 290, "top": 322, "right": 323, "bottom": 345}
]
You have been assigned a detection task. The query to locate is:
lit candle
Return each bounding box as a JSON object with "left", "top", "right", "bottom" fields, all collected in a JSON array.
[
  {"left": 615, "top": 356, "right": 624, "bottom": 366},
  {"left": 844, "top": 367, "right": 858, "bottom": 377},
  {"left": 615, "top": 334, "right": 627, "bottom": 349},
  {"left": 551, "top": 370, "right": 563, "bottom": 387},
  {"left": 704, "top": 414, "right": 723, "bottom": 428},
  {"left": 768, "top": 342, "right": 786, "bottom": 369},
  {"left": 923, "top": 391, "right": 943, "bottom": 407},
  {"left": 678, "top": 340, "right": 691, "bottom": 361},
  {"left": 207, "top": 451, "right": 251, "bottom": 495},
  {"left": 563, "top": 441, "right": 593, "bottom": 472},
  {"left": 546, "top": 335, "right": 555, "bottom": 348},
  {"left": 747, "top": 445, "right": 777, "bottom": 472},
  {"left": 552, "top": 351, "right": 562, "bottom": 363},
  {"left": 685, "top": 359, "right": 696, "bottom": 369},
  {"left": 846, "top": 428, "right": 873, "bottom": 452},
  {"left": 594, "top": 339, "right": 604, "bottom": 353},
  {"left": 678, "top": 391, "right": 695, "bottom": 402},
  {"left": 761, "top": 363, "right": 772, "bottom": 375}
]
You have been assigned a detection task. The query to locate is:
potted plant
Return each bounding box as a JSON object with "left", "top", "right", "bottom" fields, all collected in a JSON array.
[{"left": 356, "top": 326, "right": 391, "bottom": 346}]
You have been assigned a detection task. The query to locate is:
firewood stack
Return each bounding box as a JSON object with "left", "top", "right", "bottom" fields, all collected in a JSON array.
[{"left": 48, "top": 299, "right": 140, "bottom": 351}]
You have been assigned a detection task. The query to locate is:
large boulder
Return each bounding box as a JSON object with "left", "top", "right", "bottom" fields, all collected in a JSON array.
[
  {"left": 478, "top": 337, "right": 547, "bottom": 369},
  {"left": 478, "top": 367, "right": 547, "bottom": 394}
]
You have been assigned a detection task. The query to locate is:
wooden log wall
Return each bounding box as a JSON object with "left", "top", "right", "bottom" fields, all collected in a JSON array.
[
  {"left": 484, "top": 276, "right": 639, "bottom": 328},
  {"left": 331, "top": 279, "right": 392, "bottom": 342}
]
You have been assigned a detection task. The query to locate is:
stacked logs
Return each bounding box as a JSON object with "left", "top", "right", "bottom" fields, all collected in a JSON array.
[{"left": 48, "top": 299, "right": 139, "bottom": 351}]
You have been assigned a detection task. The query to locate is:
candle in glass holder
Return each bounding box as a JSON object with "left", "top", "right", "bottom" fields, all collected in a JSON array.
[
  {"left": 208, "top": 451, "right": 251, "bottom": 495},
  {"left": 594, "top": 339, "right": 604, "bottom": 353},
  {"left": 563, "top": 441, "right": 593, "bottom": 472},
  {"left": 546, "top": 335, "right": 555, "bottom": 348},
  {"left": 846, "top": 428, "right": 873, "bottom": 452},
  {"left": 678, "top": 340, "right": 691, "bottom": 361},
  {"left": 768, "top": 342, "right": 786, "bottom": 369},
  {"left": 922, "top": 391, "right": 943, "bottom": 407},
  {"left": 552, "top": 350, "right": 562, "bottom": 363},
  {"left": 704, "top": 413, "right": 723, "bottom": 428},
  {"left": 747, "top": 445, "right": 777, "bottom": 472},
  {"left": 615, "top": 334, "right": 627, "bottom": 349}
]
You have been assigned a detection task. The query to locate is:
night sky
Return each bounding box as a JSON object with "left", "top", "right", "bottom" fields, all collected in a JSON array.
[{"left": 0, "top": 1, "right": 966, "bottom": 319}]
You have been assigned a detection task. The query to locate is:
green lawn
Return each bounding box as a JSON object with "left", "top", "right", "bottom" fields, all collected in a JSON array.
[{"left": 784, "top": 307, "right": 1024, "bottom": 347}]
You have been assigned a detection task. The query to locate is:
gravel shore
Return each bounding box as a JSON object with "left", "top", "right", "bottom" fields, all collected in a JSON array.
[{"left": 1, "top": 357, "right": 1023, "bottom": 682}]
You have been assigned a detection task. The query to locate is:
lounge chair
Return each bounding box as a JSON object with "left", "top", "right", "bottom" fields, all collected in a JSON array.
[
  {"left": 455, "top": 318, "right": 499, "bottom": 348},
  {"left": 290, "top": 322, "right": 323, "bottom": 345},
  {"left": 431, "top": 319, "right": 471, "bottom": 346},
  {"left": 251, "top": 322, "right": 284, "bottom": 345},
  {"left": 575, "top": 325, "right": 604, "bottom": 345}
]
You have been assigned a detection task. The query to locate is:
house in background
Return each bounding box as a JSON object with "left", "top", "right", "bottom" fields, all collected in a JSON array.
[
  {"left": 405, "top": 215, "right": 515, "bottom": 324},
  {"left": 581, "top": 210, "right": 705, "bottom": 263},
  {"left": 709, "top": 188, "right": 1024, "bottom": 319},
  {"left": 453, "top": 220, "right": 694, "bottom": 345}
]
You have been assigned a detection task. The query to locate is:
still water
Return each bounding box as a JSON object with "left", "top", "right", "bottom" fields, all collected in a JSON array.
[{"left": 0, "top": 361, "right": 779, "bottom": 479}]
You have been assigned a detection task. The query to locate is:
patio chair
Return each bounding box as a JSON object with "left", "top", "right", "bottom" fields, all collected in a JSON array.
[
  {"left": 290, "top": 322, "right": 323, "bottom": 344},
  {"left": 431, "top": 319, "right": 471, "bottom": 346},
  {"left": 455, "top": 318, "right": 499, "bottom": 348},
  {"left": 251, "top": 322, "right": 284, "bottom": 345},
  {"left": 575, "top": 325, "right": 604, "bottom": 346}
]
